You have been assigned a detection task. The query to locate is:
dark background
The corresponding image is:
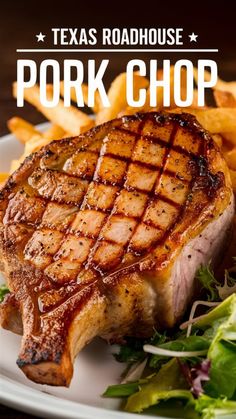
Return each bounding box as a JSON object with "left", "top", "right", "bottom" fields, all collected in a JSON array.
[{"left": 0, "top": 1, "right": 235, "bottom": 417}]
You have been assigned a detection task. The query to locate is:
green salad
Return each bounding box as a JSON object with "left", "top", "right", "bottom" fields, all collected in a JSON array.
[
  {"left": 103, "top": 264, "right": 236, "bottom": 419},
  {"left": 0, "top": 283, "right": 9, "bottom": 302}
]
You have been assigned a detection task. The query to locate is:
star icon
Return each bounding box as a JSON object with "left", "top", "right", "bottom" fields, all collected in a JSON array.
[
  {"left": 189, "top": 32, "right": 198, "bottom": 42},
  {"left": 36, "top": 32, "right": 46, "bottom": 42}
]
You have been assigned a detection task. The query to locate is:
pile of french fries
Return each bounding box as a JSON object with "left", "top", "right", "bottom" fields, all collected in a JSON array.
[{"left": 1, "top": 68, "right": 236, "bottom": 195}]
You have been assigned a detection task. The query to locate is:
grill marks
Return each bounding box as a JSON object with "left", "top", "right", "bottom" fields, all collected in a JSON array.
[
  {"left": 127, "top": 122, "right": 179, "bottom": 255},
  {"left": 71, "top": 210, "right": 106, "bottom": 238},
  {"left": 125, "top": 162, "right": 159, "bottom": 192},
  {"left": 28, "top": 169, "right": 89, "bottom": 205},
  {"left": 45, "top": 235, "right": 94, "bottom": 283},
  {"left": 3, "top": 190, "right": 46, "bottom": 225},
  {"left": 81, "top": 124, "right": 144, "bottom": 273},
  {"left": 24, "top": 229, "right": 64, "bottom": 269},
  {"left": 3, "top": 112, "right": 213, "bottom": 310},
  {"left": 26, "top": 119, "right": 196, "bottom": 277},
  {"left": 155, "top": 174, "right": 189, "bottom": 205},
  {"left": 41, "top": 203, "right": 78, "bottom": 232},
  {"left": 84, "top": 182, "right": 119, "bottom": 211}
]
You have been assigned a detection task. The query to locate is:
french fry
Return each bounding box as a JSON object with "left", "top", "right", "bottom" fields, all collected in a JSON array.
[
  {"left": 144, "top": 66, "right": 189, "bottom": 111},
  {"left": 10, "top": 135, "right": 48, "bottom": 173},
  {"left": 0, "top": 173, "right": 9, "bottom": 187},
  {"left": 135, "top": 67, "right": 196, "bottom": 113},
  {"left": 212, "top": 134, "right": 223, "bottom": 148},
  {"left": 10, "top": 158, "right": 23, "bottom": 173},
  {"left": 229, "top": 169, "right": 236, "bottom": 193},
  {"left": 213, "top": 90, "right": 236, "bottom": 108},
  {"left": 13, "top": 83, "right": 94, "bottom": 136},
  {"left": 24, "top": 134, "right": 51, "bottom": 156},
  {"left": 7, "top": 117, "right": 41, "bottom": 144},
  {"left": 191, "top": 89, "right": 200, "bottom": 108},
  {"left": 193, "top": 68, "right": 236, "bottom": 99},
  {"left": 60, "top": 82, "right": 102, "bottom": 114},
  {"left": 117, "top": 104, "right": 148, "bottom": 117},
  {"left": 159, "top": 66, "right": 187, "bottom": 109},
  {"left": 82, "top": 83, "right": 103, "bottom": 113},
  {"left": 223, "top": 148, "right": 236, "bottom": 171},
  {"left": 222, "top": 132, "right": 236, "bottom": 147},
  {"left": 214, "top": 81, "right": 236, "bottom": 99},
  {"left": 221, "top": 139, "right": 233, "bottom": 154},
  {"left": 171, "top": 108, "right": 236, "bottom": 134},
  {"left": 191, "top": 108, "right": 236, "bottom": 134},
  {"left": 96, "top": 73, "right": 149, "bottom": 124},
  {"left": 43, "top": 124, "right": 65, "bottom": 140},
  {"left": 127, "top": 68, "right": 201, "bottom": 113},
  {"left": 144, "top": 69, "right": 166, "bottom": 111}
]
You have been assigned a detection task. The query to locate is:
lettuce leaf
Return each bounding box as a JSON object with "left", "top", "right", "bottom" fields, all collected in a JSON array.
[
  {"left": 125, "top": 358, "right": 193, "bottom": 413},
  {"left": 196, "top": 263, "right": 236, "bottom": 302},
  {"left": 149, "top": 335, "right": 210, "bottom": 368},
  {"left": 196, "top": 265, "right": 220, "bottom": 301},
  {"left": 195, "top": 294, "right": 236, "bottom": 399},
  {"left": 0, "top": 284, "right": 9, "bottom": 302},
  {"left": 113, "top": 330, "right": 167, "bottom": 364},
  {"left": 195, "top": 294, "right": 236, "bottom": 329},
  {"left": 103, "top": 382, "right": 143, "bottom": 397},
  {"left": 195, "top": 394, "right": 236, "bottom": 419}
]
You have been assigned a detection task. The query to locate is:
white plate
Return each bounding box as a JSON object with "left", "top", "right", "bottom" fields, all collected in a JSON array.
[{"left": 0, "top": 124, "right": 170, "bottom": 419}]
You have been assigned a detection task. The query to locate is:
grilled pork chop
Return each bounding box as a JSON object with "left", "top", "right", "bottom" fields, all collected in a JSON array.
[{"left": 0, "top": 112, "right": 234, "bottom": 386}]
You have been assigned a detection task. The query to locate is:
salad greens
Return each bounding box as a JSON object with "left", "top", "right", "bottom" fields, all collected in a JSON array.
[
  {"left": 125, "top": 359, "right": 193, "bottom": 412},
  {"left": 196, "top": 294, "right": 236, "bottom": 399},
  {"left": 196, "top": 265, "right": 220, "bottom": 302},
  {"left": 196, "top": 263, "right": 236, "bottom": 302},
  {"left": 103, "top": 264, "right": 236, "bottom": 419},
  {"left": 0, "top": 283, "right": 9, "bottom": 302}
]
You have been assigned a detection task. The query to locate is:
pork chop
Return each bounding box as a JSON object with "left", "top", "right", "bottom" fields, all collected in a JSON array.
[{"left": 0, "top": 112, "right": 234, "bottom": 386}]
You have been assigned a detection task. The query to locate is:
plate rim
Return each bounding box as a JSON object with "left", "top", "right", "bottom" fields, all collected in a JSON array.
[
  {"left": 0, "top": 127, "right": 177, "bottom": 419},
  {"left": 0, "top": 122, "right": 50, "bottom": 144},
  {"left": 1, "top": 374, "right": 168, "bottom": 419}
]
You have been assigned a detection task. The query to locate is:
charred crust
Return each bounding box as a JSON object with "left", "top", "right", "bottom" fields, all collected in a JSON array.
[
  {"left": 189, "top": 155, "right": 225, "bottom": 198},
  {"left": 17, "top": 348, "right": 63, "bottom": 367}
]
